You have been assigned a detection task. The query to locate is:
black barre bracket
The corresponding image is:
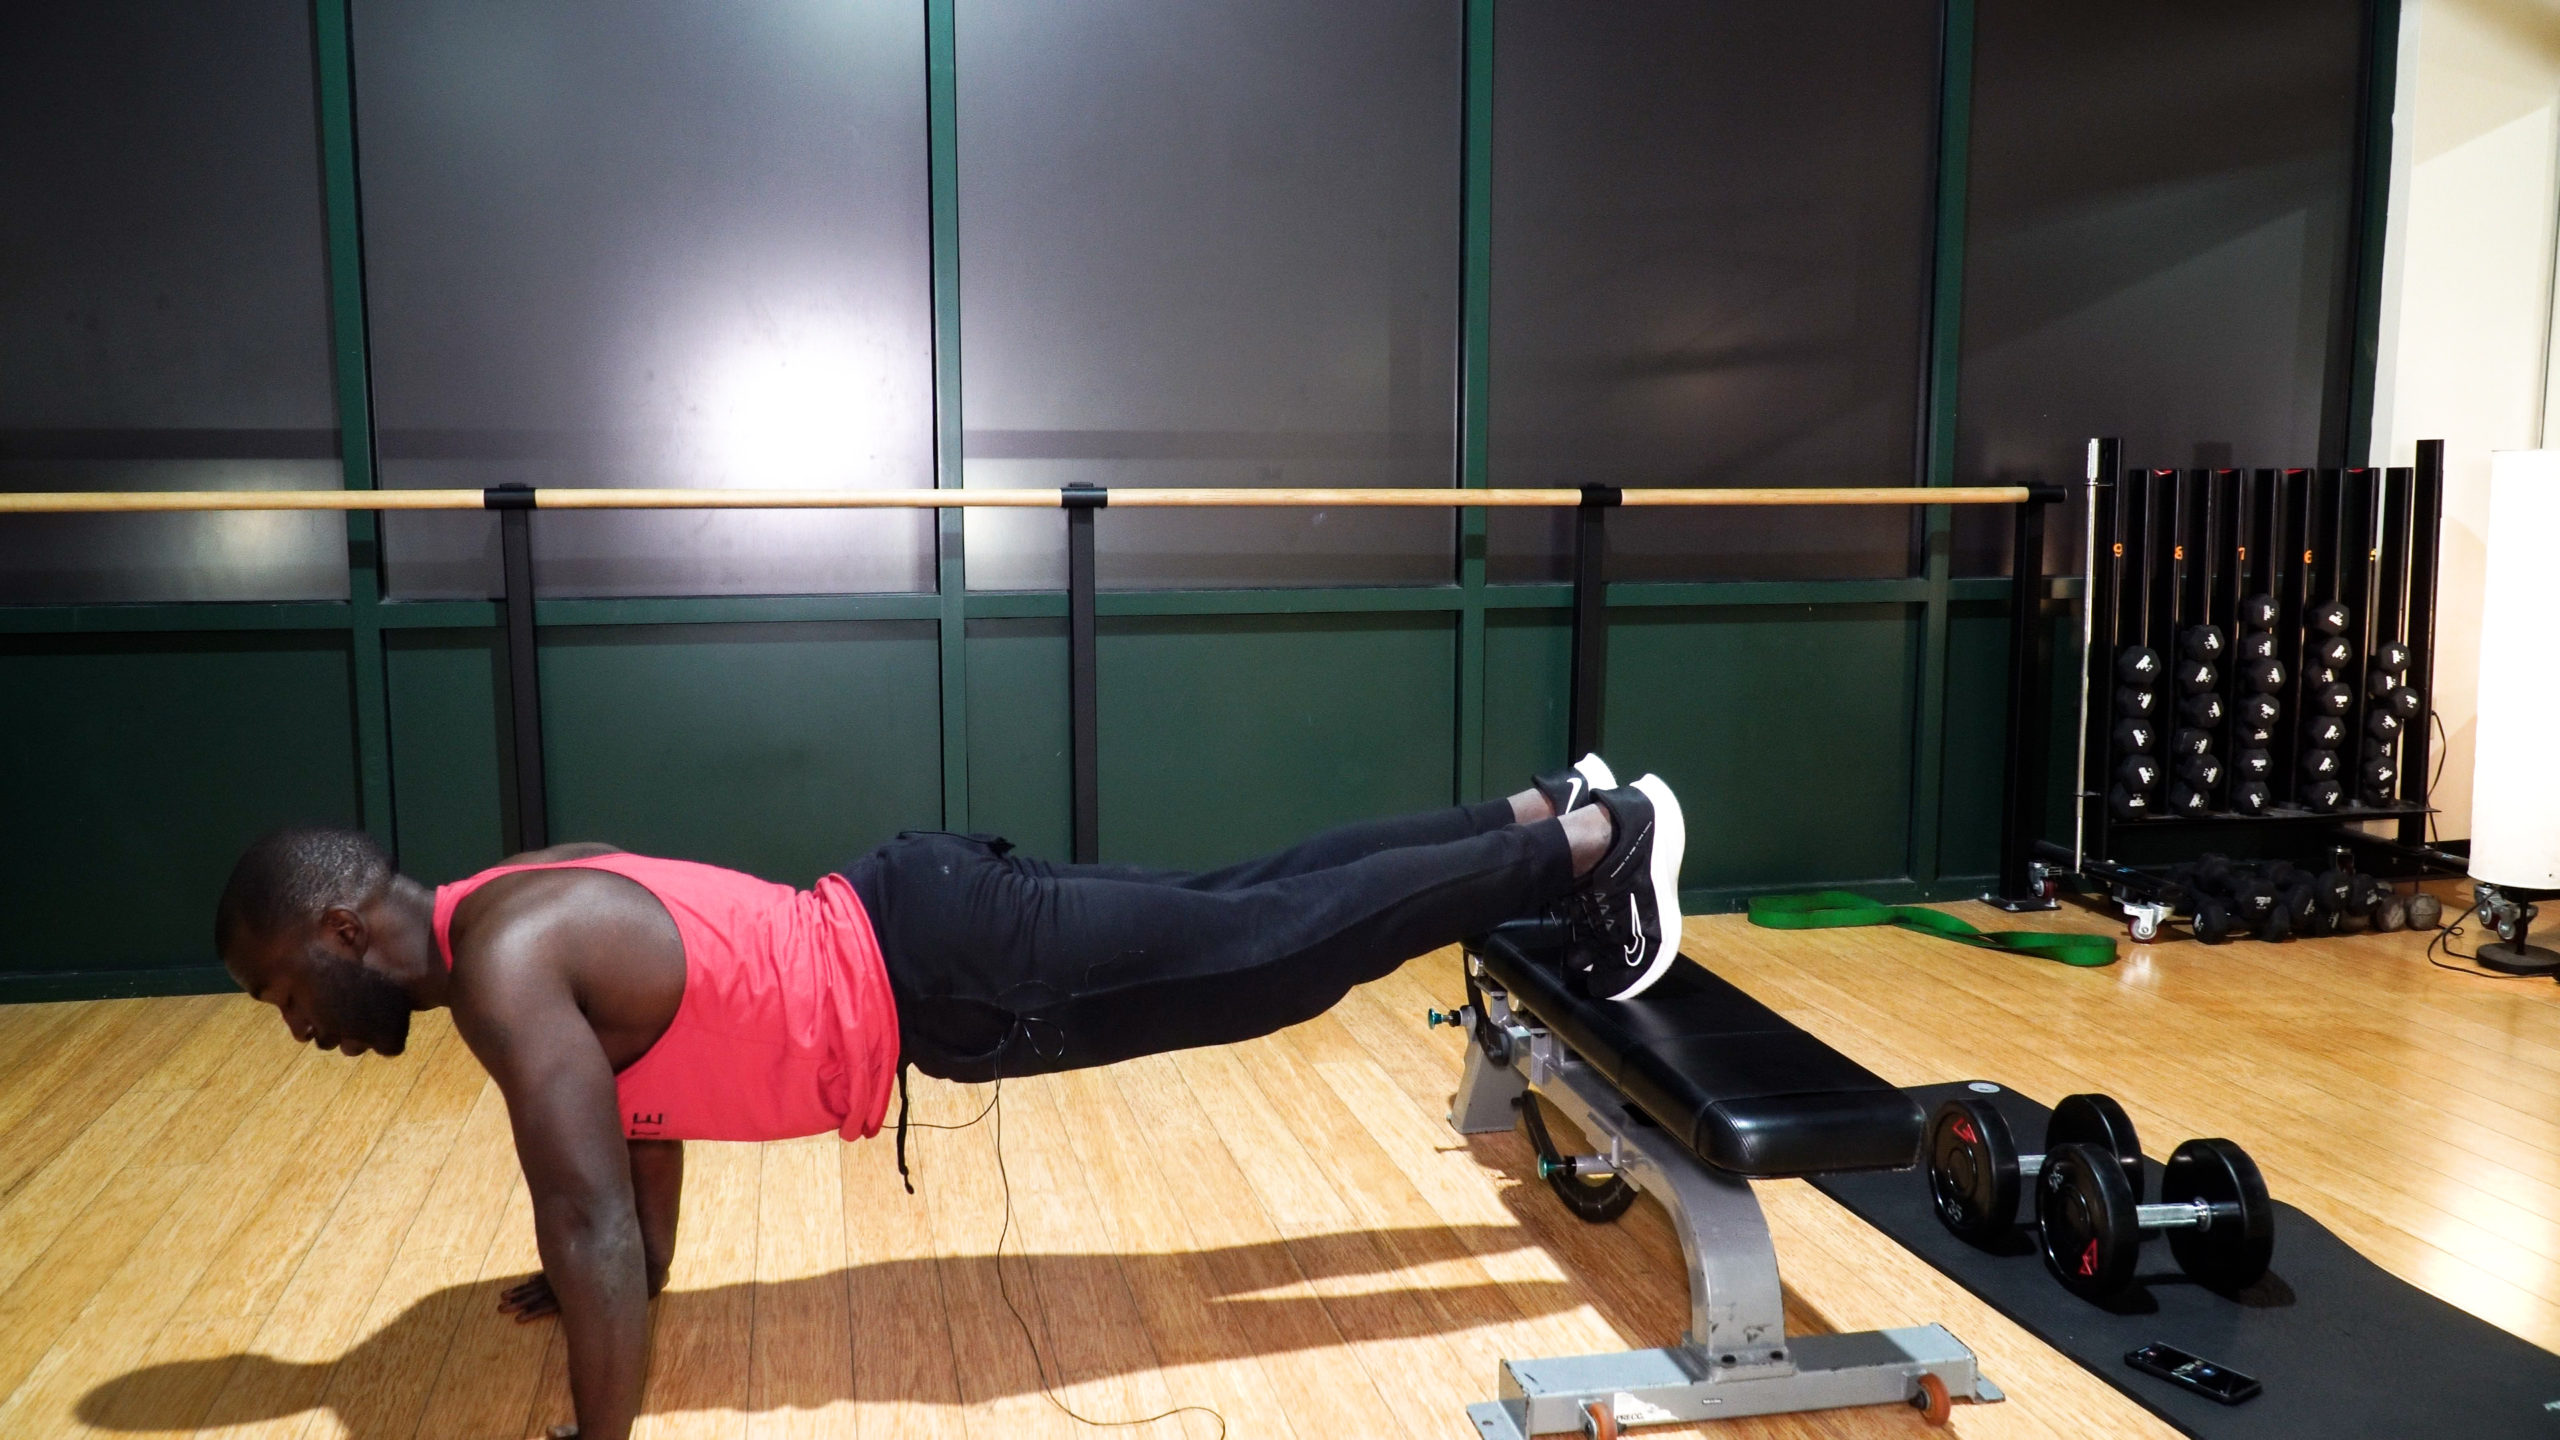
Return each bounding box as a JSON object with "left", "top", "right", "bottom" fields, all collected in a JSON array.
[
  {"left": 1568, "top": 486, "right": 1621, "bottom": 761},
  {"left": 487, "top": 483, "right": 549, "bottom": 853},
  {"left": 1065, "top": 484, "right": 1104, "bottom": 863},
  {"left": 1989, "top": 484, "right": 2065, "bottom": 910}
]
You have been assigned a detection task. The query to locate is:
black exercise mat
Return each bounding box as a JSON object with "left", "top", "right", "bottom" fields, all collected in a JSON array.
[{"left": 1807, "top": 1081, "right": 2560, "bottom": 1438}]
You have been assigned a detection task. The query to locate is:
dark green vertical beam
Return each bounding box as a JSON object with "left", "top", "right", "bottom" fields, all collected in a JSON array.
[
  {"left": 312, "top": 0, "right": 395, "bottom": 852},
  {"left": 2342, "top": 0, "right": 2403, "bottom": 466},
  {"left": 1453, "top": 0, "right": 1495, "bottom": 804},
  {"left": 1908, "top": 0, "right": 1975, "bottom": 889},
  {"left": 927, "top": 0, "right": 970, "bottom": 830}
]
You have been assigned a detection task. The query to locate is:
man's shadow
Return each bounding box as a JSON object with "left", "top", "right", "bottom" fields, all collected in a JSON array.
[{"left": 79, "top": 1225, "right": 1575, "bottom": 1439}]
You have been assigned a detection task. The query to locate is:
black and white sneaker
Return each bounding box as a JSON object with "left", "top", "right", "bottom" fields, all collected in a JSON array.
[
  {"left": 1531, "top": 753, "right": 1618, "bottom": 817},
  {"left": 1568, "top": 774, "right": 1687, "bottom": 1000}
]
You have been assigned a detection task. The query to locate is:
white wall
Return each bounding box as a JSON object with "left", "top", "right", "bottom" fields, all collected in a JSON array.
[{"left": 2369, "top": 0, "right": 2560, "bottom": 840}]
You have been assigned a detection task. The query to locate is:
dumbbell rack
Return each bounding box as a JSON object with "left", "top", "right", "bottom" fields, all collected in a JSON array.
[{"left": 2019, "top": 438, "right": 2459, "bottom": 938}]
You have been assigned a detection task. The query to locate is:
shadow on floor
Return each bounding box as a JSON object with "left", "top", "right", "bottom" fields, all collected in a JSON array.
[{"left": 79, "top": 1224, "right": 1578, "bottom": 1438}]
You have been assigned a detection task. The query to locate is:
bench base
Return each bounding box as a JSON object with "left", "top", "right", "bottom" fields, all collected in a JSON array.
[
  {"left": 1466, "top": 1328, "right": 2005, "bottom": 1438},
  {"left": 1453, "top": 942, "right": 2001, "bottom": 1433}
]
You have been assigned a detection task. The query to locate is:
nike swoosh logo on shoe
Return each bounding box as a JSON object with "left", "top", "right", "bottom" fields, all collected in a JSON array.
[{"left": 1564, "top": 778, "right": 1585, "bottom": 812}]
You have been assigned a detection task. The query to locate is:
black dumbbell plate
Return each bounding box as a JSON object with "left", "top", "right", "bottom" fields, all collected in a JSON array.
[
  {"left": 1927, "top": 1097, "right": 2019, "bottom": 1242},
  {"left": 2161, "top": 1138, "right": 2275, "bottom": 1294},
  {"left": 2037, "top": 1141, "right": 2142, "bottom": 1301}
]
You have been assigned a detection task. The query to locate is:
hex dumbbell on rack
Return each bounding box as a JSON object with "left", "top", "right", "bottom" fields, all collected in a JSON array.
[
  {"left": 2036, "top": 1138, "right": 2276, "bottom": 1302},
  {"left": 1927, "top": 1091, "right": 2143, "bottom": 1241}
]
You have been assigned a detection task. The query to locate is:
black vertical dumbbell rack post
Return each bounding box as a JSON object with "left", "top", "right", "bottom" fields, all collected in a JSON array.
[
  {"left": 2284, "top": 468, "right": 2323, "bottom": 807},
  {"left": 2370, "top": 467, "right": 2410, "bottom": 807},
  {"left": 2398, "top": 441, "right": 2445, "bottom": 845},
  {"left": 2074, "top": 438, "right": 2124, "bottom": 869}
]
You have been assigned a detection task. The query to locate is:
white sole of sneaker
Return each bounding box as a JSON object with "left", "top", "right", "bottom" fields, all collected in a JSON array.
[{"left": 1615, "top": 773, "right": 1686, "bottom": 999}]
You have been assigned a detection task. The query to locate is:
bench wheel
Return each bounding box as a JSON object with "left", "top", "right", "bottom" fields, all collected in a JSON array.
[
  {"left": 1579, "top": 1399, "right": 1619, "bottom": 1440},
  {"left": 1911, "top": 1372, "right": 1952, "bottom": 1426},
  {"left": 1517, "top": 1094, "right": 1637, "bottom": 1224}
]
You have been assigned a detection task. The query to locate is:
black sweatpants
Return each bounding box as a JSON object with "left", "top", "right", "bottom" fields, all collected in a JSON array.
[{"left": 840, "top": 799, "right": 1575, "bottom": 1084}]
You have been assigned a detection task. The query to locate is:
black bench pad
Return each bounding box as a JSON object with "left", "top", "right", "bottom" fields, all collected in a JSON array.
[{"left": 1472, "top": 924, "right": 1923, "bottom": 1177}]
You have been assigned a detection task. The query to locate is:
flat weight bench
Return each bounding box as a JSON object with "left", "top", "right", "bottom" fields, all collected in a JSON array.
[{"left": 1449, "top": 921, "right": 2003, "bottom": 1437}]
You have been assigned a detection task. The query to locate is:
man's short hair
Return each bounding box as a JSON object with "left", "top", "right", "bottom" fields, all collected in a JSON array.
[{"left": 215, "top": 826, "right": 393, "bottom": 959}]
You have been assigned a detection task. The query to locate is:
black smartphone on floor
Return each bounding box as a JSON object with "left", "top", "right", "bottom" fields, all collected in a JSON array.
[{"left": 2127, "top": 1343, "right": 2261, "bottom": 1404}]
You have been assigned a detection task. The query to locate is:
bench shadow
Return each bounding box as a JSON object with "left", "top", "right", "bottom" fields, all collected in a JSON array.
[{"left": 79, "top": 1225, "right": 1570, "bottom": 1438}]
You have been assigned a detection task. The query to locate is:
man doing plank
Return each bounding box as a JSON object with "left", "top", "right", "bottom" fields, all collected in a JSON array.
[{"left": 213, "top": 757, "right": 1683, "bottom": 1440}]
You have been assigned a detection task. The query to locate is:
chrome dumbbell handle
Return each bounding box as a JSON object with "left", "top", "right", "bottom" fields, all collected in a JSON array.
[{"left": 2135, "top": 1198, "right": 2219, "bottom": 1232}]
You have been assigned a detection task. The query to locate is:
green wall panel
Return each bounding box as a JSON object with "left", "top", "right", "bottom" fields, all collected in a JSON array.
[
  {"left": 1937, "top": 600, "right": 2010, "bottom": 880},
  {"left": 0, "top": 634, "right": 359, "bottom": 981},
  {"left": 537, "top": 622, "right": 944, "bottom": 886},
  {"left": 1600, "top": 605, "right": 1918, "bottom": 892},
  {"left": 965, "top": 617, "right": 1070, "bottom": 860},
  {"left": 385, "top": 629, "right": 512, "bottom": 885},
  {"left": 1097, "top": 613, "right": 1457, "bottom": 869},
  {"left": 1939, "top": 599, "right": 2086, "bottom": 883},
  {"left": 1483, "top": 608, "right": 1571, "bottom": 795}
]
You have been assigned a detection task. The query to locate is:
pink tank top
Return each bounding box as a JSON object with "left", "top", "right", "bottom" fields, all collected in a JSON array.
[{"left": 431, "top": 854, "right": 899, "bottom": 1144}]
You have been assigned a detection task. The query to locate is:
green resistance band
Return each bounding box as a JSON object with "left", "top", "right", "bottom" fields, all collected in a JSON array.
[{"left": 1747, "top": 891, "right": 2117, "bottom": 967}]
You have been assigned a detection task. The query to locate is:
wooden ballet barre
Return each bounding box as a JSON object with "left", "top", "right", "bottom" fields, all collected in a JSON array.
[{"left": 0, "top": 484, "right": 2032, "bottom": 513}]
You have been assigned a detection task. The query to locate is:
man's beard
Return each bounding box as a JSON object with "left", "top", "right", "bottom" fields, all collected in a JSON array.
[{"left": 308, "top": 948, "right": 414, "bottom": 1056}]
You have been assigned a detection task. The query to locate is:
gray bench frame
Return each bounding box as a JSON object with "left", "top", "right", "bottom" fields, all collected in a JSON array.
[{"left": 1450, "top": 947, "right": 2003, "bottom": 1437}]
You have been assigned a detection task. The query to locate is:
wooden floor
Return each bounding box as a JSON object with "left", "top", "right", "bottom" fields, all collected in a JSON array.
[{"left": 0, "top": 890, "right": 2552, "bottom": 1439}]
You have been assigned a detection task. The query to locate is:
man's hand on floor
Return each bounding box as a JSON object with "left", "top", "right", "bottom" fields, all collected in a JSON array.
[{"left": 499, "top": 1272, "right": 559, "bottom": 1323}]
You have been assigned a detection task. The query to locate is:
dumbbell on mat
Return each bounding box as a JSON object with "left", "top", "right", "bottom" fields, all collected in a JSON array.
[
  {"left": 1928, "top": 1092, "right": 2143, "bottom": 1242},
  {"left": 2037, "top": 1138, "right": 2275, "bottom": 1302}
]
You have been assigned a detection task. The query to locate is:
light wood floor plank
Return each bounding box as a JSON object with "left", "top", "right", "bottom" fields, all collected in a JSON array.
[
  {"left": 192, "top": 1024, "right": 488, "bottom": 1440},
  {"left": 839, "top": 1095, "right": 968, "bottom": 1440},
  {"left": 0, "top": 997, "right": 218, "bottom": 1199},
  {"left": 635, "top": 1140, "right": 761, "bottom": 1440},
  {"left": 408, "top": 1175, "right": 555, "bottom": 1440},
  {"left": 746, "top": 1137, "right": 855, "bottom": 1440},
  {"left": 984, "top": 1076, "right": 1191, "bottom": 1437},
  {"left": 298, "top": 1076, "right": 517, "bottom": 1440},
  {"left": 117, "top": 1023, "right": 455, "bottom": 1437},
  {"left": 1102, "top": 1051, "right": 1402, "bottom": 1440},
  {"left": 0, "top": 1004, "right": 88, "bottom": 1095},
  {"left": 0, "top": 1101, "right": 197, "bottom": 1412},
  {"left": 13, "top": 1046, "right": 351, "bottom": 1440},
  {"left": 906, "top": 1080, "right": 1080, "bottom": 1440},
  {"left": 1048, "top": 1066, "right": 1303, "bottom": 1440}
]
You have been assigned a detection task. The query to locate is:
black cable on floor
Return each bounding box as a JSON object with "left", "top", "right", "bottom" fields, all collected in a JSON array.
[
  {"left": 2424, "top": 894, "right": 2544, "bottom": 980},
  {"left": 909, "top": 1056, "right": 1228, "bottom": 1440}
]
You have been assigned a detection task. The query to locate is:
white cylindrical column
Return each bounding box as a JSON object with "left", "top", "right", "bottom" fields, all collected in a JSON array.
[{"left": 2469, "top": 450, "right": 2560, "bottom": 890}]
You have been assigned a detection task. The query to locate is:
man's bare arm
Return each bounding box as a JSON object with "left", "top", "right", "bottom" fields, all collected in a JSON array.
[
  {"left": 494, "top": 1137, "right": 680, "bottom": 1322},
  {"left": 457, "top": 956, "right": 651, "bottom": 1440},
  {"left": 630, "top": 1140, "right": 683, "bottom": 1294},
  {"left": 498, "top": 1139, "right": 683, "bottom": 1322}
]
